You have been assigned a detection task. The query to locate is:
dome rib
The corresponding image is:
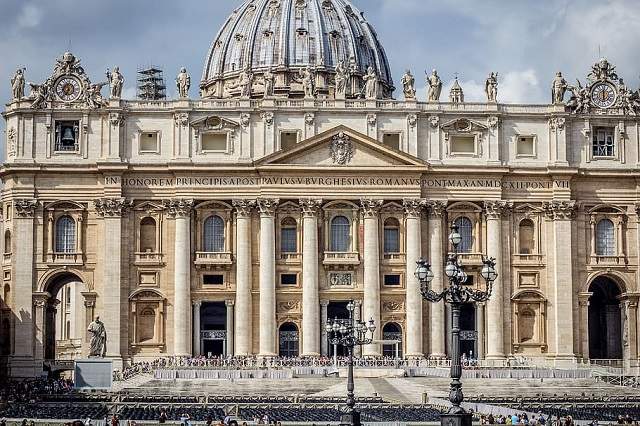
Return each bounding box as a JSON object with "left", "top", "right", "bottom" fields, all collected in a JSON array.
[{"left": 200, "top": 0, "right": 394, "bottom": 99}]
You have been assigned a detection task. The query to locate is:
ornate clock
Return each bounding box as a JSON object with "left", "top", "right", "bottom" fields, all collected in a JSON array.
[
  {"left": 55, "top": 77, "right": 82, "bottom": 102},
  {"left": 590, "top": 82, "right": 617, "bottom": 109}
]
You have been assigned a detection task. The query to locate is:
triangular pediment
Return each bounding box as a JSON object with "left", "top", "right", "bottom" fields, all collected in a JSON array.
[{"left": 256, "top": 126, "right": 427, "bottom": 168}]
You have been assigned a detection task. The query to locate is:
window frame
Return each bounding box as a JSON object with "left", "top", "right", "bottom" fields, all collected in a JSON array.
[
  {"left": 278, "top": 129, "right": 301, "bottom": 151},
  {"left": 199, "top": 131, "right": 231, "bottom": 154},
  {"left": 203, "top": 214, "right": 226, "bottom": 253},
  {"left": 592, "top": 126, "right": 616, "bottom": 159},
  {"left": 595, "top": 218, "right": 615, "bottom": 256},
  {"left": 53, "top": 120, "right": 81, "bottom": 154},
  {"left": 514, "top": 134, "right": 537, "bottom": 159},
  {"left": 138, "top": 131, "right": 161, "bottom": 155},
  {"left": 55, "top": 215, "right": 76, "bottom": 254},
  {"left": 329, "top": 215, "right": 352, "bottom": 252},
  {"left": 383, "top": 217, "right": 401, "bottom": 254},
  {"left": 380, "top": 131, "right": 403, "bottom": 151}
]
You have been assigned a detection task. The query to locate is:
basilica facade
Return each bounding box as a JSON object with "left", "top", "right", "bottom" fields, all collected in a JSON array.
[{"left": 1, "top": 0, "right": 640, "bottom": 377}]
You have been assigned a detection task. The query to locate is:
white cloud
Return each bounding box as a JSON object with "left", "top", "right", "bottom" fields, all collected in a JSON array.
[
  {"left": 499, "top": 70, "right": 541, "bottom": 104},
  {"left": 17, "top": 4, "right": 43, "bottom": 29}
]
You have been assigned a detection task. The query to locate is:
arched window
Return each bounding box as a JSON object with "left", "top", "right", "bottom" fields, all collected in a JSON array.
[
  {"left": 140, "top": 217, "right": 157, "bottom": 252},
  {"left": 55, "top": 216, "right": 76, "bottom": 253},
  {"left": 280, "top": 217, "right": 297, "bottom": 253},
  {"left": 138, "top": 307, "right": 157, "bottom": 343},
  {"left": 330, "top": 216, "right": 350, "bottom": 252},
  {"left": 519, "top": 219, "right": 535, "bottom": 254},
  {"left": 383, "top": 218, "right": 400, "bottom": 254},
  {"left": 204, "top": 215, "right": 225, "bottom": 252},
  {"left": 596, "top": 219, "right": 615, "bottom": 256},
  {"left": 454, "top": 216, "right": 473, "bottom": 253},
  {"left": 4, "top": 230, "right": 11, "bottom": 254},
  {"left": 382, "top": 322, "right": 403, "bottom": 358}
]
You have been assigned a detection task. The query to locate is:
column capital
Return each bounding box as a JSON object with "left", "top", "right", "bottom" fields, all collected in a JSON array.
[
  {"left": 544, "top": 200, "right": 576, "bottom": 221},
  {"left": 14, "top": 198, "right": 38, "bottom": 217},
  {"left": 320, "top": 299, "right": 330, "bottom": 307},
  {"left": 635, "top": 203, "right": 640, "bottom": 217},
  {"left": 426, "top": 200, "right": 447, "bottom": 217},
  {"left": 484, "top": 200, "right": 513, "bottom": 219},
  {"left": 257, "top": 198, "right": 280, "bottom": 217},
  {"left": 403, "top": 198, "right": 427, "bottom": 218},
  {"left": 232, "top": 199, "right": 256, "bottom": 217},
  {"left": 353, "top": 299, "right": 362, "bottom": 307},
  {"left": 192, "top": 300, "right": 202, "bottom": 308},
  {"left": 225, "top": 299, "right": 235, "bottom": 307},
  {"left": 95, "top": 197, "right": 133, "bottom": 217},
  {"left": 360, "top": 198, "right": 383, "bottom": 217},
  {"left": 300, "top": 198, "right": 323, "bottom": 217},
  {"left": 33, "top": 292, "right": 50, "bottom": 308},
  {"left": 167, "top": 199, "right": 194, "bottom": 218}
]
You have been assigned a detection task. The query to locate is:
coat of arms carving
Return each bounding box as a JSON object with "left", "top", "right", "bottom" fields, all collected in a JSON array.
[{"left": 329, "top": 132, "right": 353, "bottom": 165}]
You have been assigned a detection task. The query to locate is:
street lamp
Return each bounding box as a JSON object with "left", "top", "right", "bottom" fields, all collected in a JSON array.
[
  {"left": 325, "top": 301, "right": 376, "bottom": 426},
  {"left": 415, "top": 224, "right": 498, "bottom": 426}
]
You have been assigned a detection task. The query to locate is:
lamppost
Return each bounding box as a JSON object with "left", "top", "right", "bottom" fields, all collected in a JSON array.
[
  {"left": 415, "top": 224, "right": 498, "bottom": 426},
  {"left": 325, "top": 301, "right": 376, "bottom": 426}
]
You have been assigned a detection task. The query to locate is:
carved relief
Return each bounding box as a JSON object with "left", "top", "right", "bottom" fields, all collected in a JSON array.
[
  {"left": 14, "top": 199, "right": 38, "bottom": 217},
  {"left": 278, "top": 300, "right": 301, "bottom": 313},
  {"left": 329, "top": 132, "right": 353, "bottom": 165},
  {"left": 109, "top": 113, "right": 125, "bottom": 128},
  {"left": 261, "top": 111, "right": 274, "bottom": 126},
  {"left": 429, "top": 115, "right": 440, "bottom": 128},
  {"left": 7, "top": 127, "right": 16, "bottom": 158},
  {"left": 174, "top": 113, "right": 189, "bottom": 127},
  {"left": 329, "top": 272, "right": 353, "bottom": 287},
  {"left": 407, "top": 114, "right": 417, "bottom": 128},
  {"left": 382, "top": 301, "right": 404, "bottom": 312},
  {"left": 95, "top": 198, "right": 133, "bottom": 217},
  {"left": 549, "top": 117, "right": 566, "bottom": 132},
  {"left": 305, "top": 112, "right": 315, "bottom": 126}
]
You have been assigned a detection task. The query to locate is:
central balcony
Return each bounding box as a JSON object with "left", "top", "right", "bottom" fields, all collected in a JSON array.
[
  {"left": 323, "top": 251, "right": 360, "bottom": 266},
  {"left": 46, "top": 252, "right": 83, "bottom": 265},
  {"left": 195, "top": 251, "right": 233, "bottom": 268},
  {"left": 134, "top": 252, "right": 165, "bottom": 266},
  {"left": 382, "top": 252, "right": 406, "bottom": 265}
]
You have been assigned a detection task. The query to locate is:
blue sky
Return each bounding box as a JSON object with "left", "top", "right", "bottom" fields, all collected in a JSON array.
[{"left": 2, "top": 0, "right": 640, "bottom": 137}]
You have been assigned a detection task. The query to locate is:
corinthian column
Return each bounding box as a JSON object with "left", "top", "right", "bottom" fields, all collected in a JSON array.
[
  {"left": 169, "top": 199, "right": 194, "bottom": 357},
  {"left": 301, "top": 198, "right": 322, "bottom": 356},
  {"left": 404, "top": 198, "right": 426, "bottom": 357},
  {"left": 233, "top": 199, "right": 255, "bottom": 356},
  {"left": 484, "top": 200, "right": 509, "bottom": 360},
  {"left": 95, "top": 197, "right": 132, "bottom": 364},
  {"left": 258, "top": 198, "right": 279, "bottom": 357},
  {"left": 361, "top": 198, "right": 383, "bottom": 357},
  {"left": 428, "top": 201, "right": 447, "bottom": 358},
  {"left": 545, "top": 200, "right": 576, "bottom": 363}
]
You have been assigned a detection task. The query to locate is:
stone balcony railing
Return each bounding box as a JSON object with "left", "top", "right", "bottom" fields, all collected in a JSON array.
[
  {"left": 382, "top": 252, "right": 406, "bottom": 264},
  {"left": 279, "top": 252, "right": 302, "bottom": 263},
  {"left": 46, "top": 252, "right": 83, "bottom": 265},
  {"left": 455, "top": 252, "right": 485, "bottom": 266},
  {"left": 323, "top": 251, "right": 360, "bottom": 266},
  {"left": 589, "top": 255, "right": 627, "bottom": 266},
  {"left": 512, "top": 254, "right": 545, "bottom": 266},
  {"left": 134, "top": 252, "right": 165, "bottom": 265},
  {"left": 195, "top": 252, "right": 233, "bottom": 267}
]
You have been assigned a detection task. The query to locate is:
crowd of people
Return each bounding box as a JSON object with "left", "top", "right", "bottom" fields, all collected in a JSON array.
[
  {"left": 0, "top": 377, "right": 73, "bottom": 404},
  {"left": 480, "top": 413, "right": 549, "bottom": 425}
]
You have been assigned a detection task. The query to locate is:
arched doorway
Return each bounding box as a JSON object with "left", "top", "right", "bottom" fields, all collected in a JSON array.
[
  {"left": 278, "top": 322, "right": 299, "bottom": 357},
  {"left": 41, "top": 272, "right": 87, "bottom": 362},
  {"left": 588, "top": 276, "right": 623, "bottom": 360},
  {"left": 382, "top": 323, "right": 402, "bottom": 358}
]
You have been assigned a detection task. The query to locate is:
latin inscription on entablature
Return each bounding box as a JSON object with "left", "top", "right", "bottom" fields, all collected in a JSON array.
[{"left": 104, "top": 175, "right": 570, "bottom": 191}]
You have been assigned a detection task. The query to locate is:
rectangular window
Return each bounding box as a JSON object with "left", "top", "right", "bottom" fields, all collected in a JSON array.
[
  {"left": 517, "top": 136, "right": 535, "bottom": 157},
  {"left": 593, "top": 127, "right": 615, "bottom": 157},
  {"left": 382, "top": 133, "right": 401, "bottom": 150},
  {"left": 383, "top": 228, "right": 400, "bottom": 253},
  {"left": 384, "top": 274, "right": 401, "bottom": 286},
  {"left": 54, "top": 121, "right": 79, "bottom": 152},
  {"left": 201, "top": 133, "right": 228, "bottom": 152},
  {"left": 450, "top": 135, "right": 475, "bottom": 154},
  {"left": 280, "top": 274, "right": 298, "bottom": 286},
  {"left": 203, "top": 274, "right": 224, "bottom": 285},
  {"left": 140, "top": 132, "right": 159, "bottom": 153},
  {"left": 280, "top": 131, "right": 299, "bottom": 151}
]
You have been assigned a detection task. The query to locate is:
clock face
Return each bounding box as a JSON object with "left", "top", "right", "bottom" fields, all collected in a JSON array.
[
  {"left": 55, "top": 77, "right": 82, "bottom": 102},
  {"left": 591, "top": 82, "right": 617, "bottom": 109}
]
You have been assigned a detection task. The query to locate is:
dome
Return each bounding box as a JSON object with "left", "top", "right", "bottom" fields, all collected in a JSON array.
[{"left": 200, "top": 0, "right": 394, "bottom": 99}]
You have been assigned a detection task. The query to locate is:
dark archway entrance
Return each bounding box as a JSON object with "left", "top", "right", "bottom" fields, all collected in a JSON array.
[
  {"left": 589, "top": 277, "right": 623, "bottom": 360},
  {"left": 327, "top": 302, "right": 349, "bottom": 356},
  {"left": 278, "top": 322, "right": 299, "bottom": 357},
  {"left": 382, "top": 322, "right": 402, "bottom": 358},
  {"left": 42, "top": 272, "right": 86, "bottom": 362},
  {"left": 200, "top": 302, "right": 227, "bottom": 357}
]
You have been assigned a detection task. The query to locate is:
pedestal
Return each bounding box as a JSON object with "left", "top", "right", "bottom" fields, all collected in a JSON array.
[
  {"left": 340, "top": 411, "right": 361, "bottom": 426},
  {"left": 440, "top": 413, "right": 472, "bottom": 426},
  {"left": 74, "top": 359, "right": 113, "bottom": 390}
]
